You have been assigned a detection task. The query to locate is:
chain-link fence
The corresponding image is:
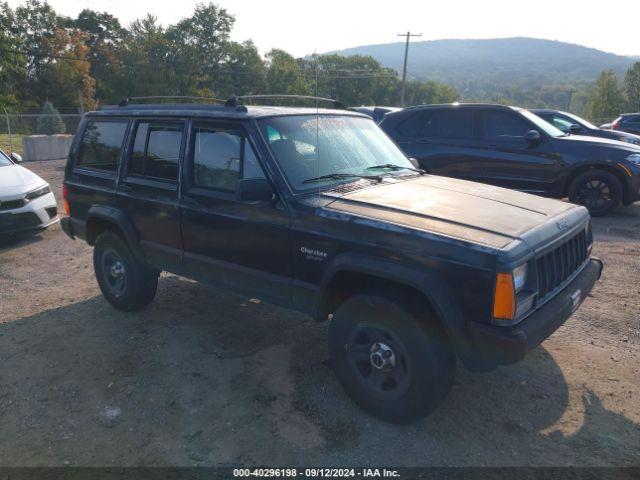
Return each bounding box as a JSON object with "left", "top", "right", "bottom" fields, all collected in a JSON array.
[{"left": 1, "top": 113, "right": 82, "bottom": 155}]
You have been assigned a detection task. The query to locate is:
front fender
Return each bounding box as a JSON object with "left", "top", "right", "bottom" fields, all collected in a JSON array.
[{"left": 316, "top": 253, "right": 467, "bottom": 336}]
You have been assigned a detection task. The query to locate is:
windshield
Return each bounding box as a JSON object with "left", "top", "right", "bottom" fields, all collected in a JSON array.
[
  {"left": 0, "top": 150, "right": 12, "bottom": 167},
  {"left": 258, "top": 115, "right": 414, "bottom": 192},
  {"left": 521, "top": 110, "right": 566, "bottom": 138},
  {"left": 563, "top": 112, "right": 597, "bottom": 130}
]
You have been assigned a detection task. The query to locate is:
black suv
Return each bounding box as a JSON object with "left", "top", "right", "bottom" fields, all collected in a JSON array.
[
  {"left": 381, "top": 103, "right": 640, "bottom": 216},
  {"left": 61, "top": 96, "right": 602, "bottom": 422},
  {"left": 612, "top": 113, "right": 640, "bottom": 135},
  {"left": 531, "top": 109, "right": 640, "bottom": 146}
]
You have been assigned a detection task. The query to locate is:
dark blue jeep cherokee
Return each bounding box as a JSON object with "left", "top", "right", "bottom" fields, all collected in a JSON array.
[{"left": 61, "top": 96, "right": 603, "bottom": 422}]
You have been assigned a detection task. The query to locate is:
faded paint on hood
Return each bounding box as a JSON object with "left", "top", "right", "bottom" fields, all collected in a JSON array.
[{"left": 325, "top": 175, "right": 577, "bottom": 249}]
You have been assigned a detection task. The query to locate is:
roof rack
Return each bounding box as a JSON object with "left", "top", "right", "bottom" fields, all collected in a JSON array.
[
  {"left": 118, "top": 96, "right": 226, "bottom": 107},
  {"left": 225, "top": 95, "right": 345, "bottom": 109}
]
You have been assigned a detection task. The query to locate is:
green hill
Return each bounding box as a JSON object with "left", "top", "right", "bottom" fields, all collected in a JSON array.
[{"left": 331, "top": 38, "right": 635, "bottom": 108}]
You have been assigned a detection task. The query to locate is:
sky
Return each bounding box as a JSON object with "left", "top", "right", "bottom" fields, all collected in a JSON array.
[{"left": 7, "top": 0, "right": 640, "bottom": 57}]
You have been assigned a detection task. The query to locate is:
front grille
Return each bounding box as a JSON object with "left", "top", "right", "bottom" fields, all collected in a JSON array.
[
  {"left": 536, "top": 229, "right": 588, "bottom": 300},
  {"left": 0, "top": 199, "right": 26, "bottom": 211},
  {"left": 0, "top": 212, "right": 41, "bottom": 233}
]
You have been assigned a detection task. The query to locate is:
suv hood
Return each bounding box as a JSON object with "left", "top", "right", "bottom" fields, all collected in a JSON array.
[
  {"left": 0, "top": 164, "right": 46, "bottom": 198},
  {"left": 558, "top": 134, "right": 640, "bottom": 152},
  {"left": 325, "top": 175, "right": 579, "bottom": 249}
]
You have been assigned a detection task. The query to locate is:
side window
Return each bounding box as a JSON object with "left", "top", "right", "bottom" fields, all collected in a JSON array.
[
  {"left": 192, "top": 124, "right": 265, "bottom": 192},
  {"left": 551, "top": 115, "right": 574, "bottom": 133},
  {"left": 424, "top": 110, "right": 474, "bottom": 139},
  {"left": 129, "top": 121, "right": 183, "bottom": 181},
  {"left": 76, "top": 121, "right": 128, "bottom": 172},
  {"left": 627, "top": 116, "right": 640, "bottom": 124},
  {"left": 483, "top": 111, "right": 531, "bottom": 141},
  {"left": 395, "top": 111, "right": 431, "bottom": 136}
]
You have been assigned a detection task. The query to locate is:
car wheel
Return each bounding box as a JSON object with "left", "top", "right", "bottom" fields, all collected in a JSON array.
[
  {"left": 568, "top": 170, "right": 622, "bottom": 217},
  {"left": 93, "top": 230, "right": 159, "bottom": 311},
  {"left": 328, "top": 293, "right": 455, "bottom": 423}
]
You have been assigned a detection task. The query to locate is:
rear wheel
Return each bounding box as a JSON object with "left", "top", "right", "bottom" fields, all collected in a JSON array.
[
  {"left": 328, "top": 293, "right": 455, "bottom": 423},
  {"left": 568, "top": 170, "right": 622, "bottom": 217},
  {"left": 93, "top": 231, "right": 159, "bottom": 311}
]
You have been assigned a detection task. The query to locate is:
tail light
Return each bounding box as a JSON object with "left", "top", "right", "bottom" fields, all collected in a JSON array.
[
  {"left": 62, "top": 183, "right": 70, "bottom": 216},
  {"left": 612, "top": 118, "right": 621, "bottom": 130}
]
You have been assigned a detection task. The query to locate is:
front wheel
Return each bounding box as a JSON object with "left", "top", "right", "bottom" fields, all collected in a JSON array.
[
  {"left": 328, "top": 293, "right": 455, "bottom": 423},
  {"left": 93, "top": 231, "right": 159, "bottom": 311},
  {"left": 568, "top": 170, "right": 622, "bottom": 217}
]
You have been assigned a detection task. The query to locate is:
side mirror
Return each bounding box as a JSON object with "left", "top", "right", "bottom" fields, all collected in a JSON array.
[
  {"left": 10, "top": 152, "right": 22, "bottom": 163},
  {"left": 409, "top": 157, "right": 420, "bottom": 168},
  {"left": 524, "top": 130, "right": 541, "bottom": 143},
  {"left": 569, "top": 124, "right": 582, "bottom": 135},
  {"left": 237, "top": 178, "right": 274, "bottom": 202}
]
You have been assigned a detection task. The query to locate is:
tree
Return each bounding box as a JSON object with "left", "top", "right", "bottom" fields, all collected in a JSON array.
[
  {"left": 585, "top": 70, "right": 626, "bottom": 122},
  {"left": 42, "top": 27, "right": 96, "bottom": 110},
  {"left": 0, "top": 3, "right": 28, "bottom": 109},
  {"left": 265, "top": 49, "right": 312, "bottom": 96},
  {"left": 624, "top": 62, "right": 640, "bottom": 112},
  {"left": 37, "top": 101, "right": 65, "bottom": 134}
]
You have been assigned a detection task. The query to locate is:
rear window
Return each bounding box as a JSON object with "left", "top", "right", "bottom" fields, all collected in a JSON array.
[
  {"left": 424, "top": 110, "right": 474, "bottom": 139},
  {"left": 76, "top": 121, "right": 128, "bottom": 172},
  {"left": 395, "top": 111, "right": 431, "bottom": 136}
]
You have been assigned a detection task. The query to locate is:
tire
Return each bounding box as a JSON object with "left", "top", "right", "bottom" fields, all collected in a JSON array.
[
  {"left": 93, "top": 230, "right": 159, "bottom": 311},
  {"left": 568, "top": 170, "right": 622, "bottom": 217},
  {"left": 328, "top": 293, "right": 455, "bottom": 423}
]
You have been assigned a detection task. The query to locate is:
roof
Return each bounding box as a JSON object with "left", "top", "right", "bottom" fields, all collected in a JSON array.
[
  {"left": 90, "top": 103, "right": 365, "bottom": 120},
  {"left": 400, "top": 103, "right": 519, "bottom": 112}
]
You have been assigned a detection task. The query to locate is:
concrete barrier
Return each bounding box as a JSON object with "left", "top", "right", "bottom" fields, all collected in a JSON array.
[{"left": 22, "top": 135, "right": 73, "bottom": 161}]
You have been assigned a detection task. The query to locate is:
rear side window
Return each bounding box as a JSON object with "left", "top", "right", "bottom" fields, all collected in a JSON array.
[
  {"left": 129, "top": 121, "right": 183, "bottom": 181},
  {"left": 76, "top": 121, "right": 128, "bottom": 172},
  {"left": 626, "top": 115, "right": 640, "bottom": 124},
  {"left": 424, "top": 110, "right": 474, "bottom": 139},
  {"left": 191, "top": 123, "right": 265, "bottom": 192},
  {"left": 483, "top": 111, "right": 531, "bottom": 140},
  {"left": 395, "top": 111, "right": 431, "bottom": 136}
]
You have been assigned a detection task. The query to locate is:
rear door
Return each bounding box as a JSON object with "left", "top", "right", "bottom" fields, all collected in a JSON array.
[
  {"left": 390, "top": 108, "right": 486, "bottom": 180},
  {"left": 118, "top": 118, "right": 185, "bottom": 272},
  {"left": 476, "top": 109, "right": 558, "bottom": 193},
  {"left": 180, "top": 120, "right": 291, "bottom": 306}
]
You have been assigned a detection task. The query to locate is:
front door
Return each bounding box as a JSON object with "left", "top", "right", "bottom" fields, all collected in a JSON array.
[
  {"left": 180, "top": 120, "right": 291, "bottom": 306},
  {"left": 475, "top": 109, "right": 558, "bottom": 193}
]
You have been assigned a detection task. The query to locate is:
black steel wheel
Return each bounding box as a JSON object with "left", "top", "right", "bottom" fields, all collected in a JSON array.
[
  {"left": 329, "top": 292, "right": 455, "bottom": 423},
  {"left": 93, "top": 231, "right": 159, "bottom": 311}
]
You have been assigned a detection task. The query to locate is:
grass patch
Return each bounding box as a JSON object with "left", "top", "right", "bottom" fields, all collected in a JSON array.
[{"left": 0, "top": 134, "right": 24, "bottom": 156}]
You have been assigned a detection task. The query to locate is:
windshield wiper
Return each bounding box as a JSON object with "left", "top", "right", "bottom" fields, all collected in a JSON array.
[
  {"left": 302, "top": 172, "right": 383, "bottom": 185},
  {"left": 366, "top": 163, "right": 426, "bottom": 174}
]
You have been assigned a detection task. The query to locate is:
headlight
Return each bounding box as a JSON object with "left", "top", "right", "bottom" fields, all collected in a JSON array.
[
  {"left": 626, "top": 154, "right": 640, "bottom": 166},
  {"left": 513, "top": 263, "right": 528, "bottom": 293},
  {"left": 25, "top": 185, "right": 51, "bottom": 200}
]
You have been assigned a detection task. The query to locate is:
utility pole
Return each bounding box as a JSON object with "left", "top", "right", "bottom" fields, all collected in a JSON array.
[{"left": 397, "top": 31, "right": 422, "bottom": 107}]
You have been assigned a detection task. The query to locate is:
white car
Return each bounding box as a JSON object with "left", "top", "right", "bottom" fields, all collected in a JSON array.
[{"left": 0, "top": 149, "right": 58, "bottom": 236}]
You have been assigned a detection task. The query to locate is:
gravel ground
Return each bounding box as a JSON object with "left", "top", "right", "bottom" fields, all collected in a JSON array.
[{"left": 0, "top": 159, "right": 638, "bottom": 467}]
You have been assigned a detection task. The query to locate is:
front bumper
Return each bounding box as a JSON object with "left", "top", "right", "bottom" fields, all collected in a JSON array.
[
  {"left": 0, "top": 192, "right": 59, "bottom": 235},
  {"left": 464, "top": 258, "right": 603, "bottom": 370}
]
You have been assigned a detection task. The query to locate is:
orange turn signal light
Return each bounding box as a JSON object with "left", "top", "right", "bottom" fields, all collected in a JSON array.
[{"left": 493, "top": 272, "right": 516, "bottom": 321}]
